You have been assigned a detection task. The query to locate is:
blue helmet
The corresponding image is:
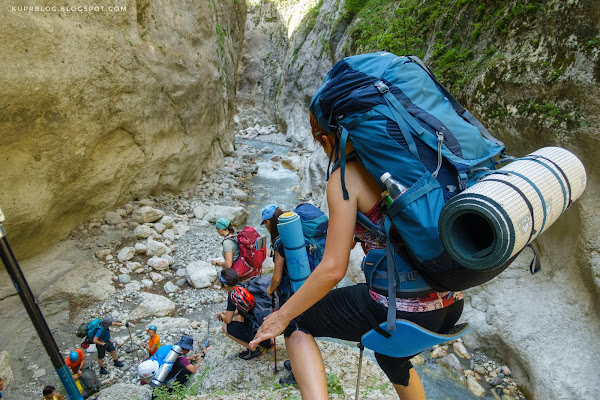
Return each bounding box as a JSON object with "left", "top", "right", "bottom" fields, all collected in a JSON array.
[{"left": 69, "top": 351, "right": 79, "bottom": 362}]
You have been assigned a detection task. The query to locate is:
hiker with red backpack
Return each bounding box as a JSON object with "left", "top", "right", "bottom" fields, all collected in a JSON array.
[
  {"left": 216, "top": 269, "right": 273, "bottom": 360},
  {"left": 211, "top": 217, "right": 266, "bottom": 279},
  {"left": 211, "top": 218, "right": 240, "bottom": 269}
]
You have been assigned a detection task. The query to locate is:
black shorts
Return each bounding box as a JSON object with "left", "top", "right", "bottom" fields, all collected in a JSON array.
[
  {"left": 226, "top": 321, "right": 255, "bottom": 344},
  {"left": 97, "top": 340, "right": 116, "bottom": 359},
  {"left": 284, "top": 284, "right": 463, "bottom": 386}
]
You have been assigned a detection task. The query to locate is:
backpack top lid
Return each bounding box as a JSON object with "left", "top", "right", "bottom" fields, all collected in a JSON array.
[
  {"left": 310, "top": 52, "right": 399, "bottom": 132},
  {"left": 294, "top": 203, "right": 328, "bottom": 239}
]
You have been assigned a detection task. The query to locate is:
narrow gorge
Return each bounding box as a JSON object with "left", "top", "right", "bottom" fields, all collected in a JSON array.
[{"left": 0, "top": 1, "right": 599, "bottom": 399}]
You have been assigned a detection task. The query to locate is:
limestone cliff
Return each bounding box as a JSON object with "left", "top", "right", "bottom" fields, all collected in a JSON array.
[
  {"left": 238, "top": 0, "right": 600, "bottom": 399},
  {"left": 0, "top": 0, "right": 246, "bottom": 259}
]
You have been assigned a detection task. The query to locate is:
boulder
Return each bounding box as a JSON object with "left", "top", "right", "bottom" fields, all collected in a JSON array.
[
  {"left": 147, "top": 256, "right": 169, "bottom": 271},
  {"left": 129, "top": 293, "right": 176, "bottom": 321},
  {"left": 104, "top": 211, "right": 123, "bottom": 225},
  {"left": 204, "top": 205, "right": 249, "bottom": 226},
  {"left": 132, "top": 206, "right": 165, "bottom": 223},
  {"left": 134, "top": 225, "right": 154, "bottom": 239},
  {"left": 164, "top": 281, "right": 180, "bottom": 294},
  {"left": 38, "top": 262, "right": 115, "bottom": 307},
  {"left": 146, "top": 238, "right": 170, "bottom": 257},
  {"left": 186, "top": 261, "right": 217, "bottom": 289},
  {"left": 117, "top": 247, "right": 135, "bottom": 262}
]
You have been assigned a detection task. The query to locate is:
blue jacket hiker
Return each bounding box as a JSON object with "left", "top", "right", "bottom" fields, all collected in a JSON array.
[{"left": 93, "top": 316, "right": 127, "bottom": 375}]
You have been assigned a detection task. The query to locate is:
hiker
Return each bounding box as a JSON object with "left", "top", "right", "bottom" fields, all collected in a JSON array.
[
  {"left": 65, "top": 349, "right": 86, "bottom": 377},
  {"left": 42, "top": 385, "right": 64, "bottom": 400},
  {"left": 0, "top": 376, "right": 4, "bottom": 399},
  {"left": 163, "top": 336, "right": 210, "bottom": 388},
  {"left": 210, "top": 218, "right": 240, "bottom": 269},
  {"left": 261, "top": 204, "right": 292, "bottom": 305},
  {"left": 216, "top": 269, "right": 272, "bottom": 360},
  {"left": 250, "top": 113, "right": 464, "bottom": 400},
  {"left": 92, "top": 316, "right": 127, "bottom": 375},
  {"left": 142, "top": 325, "right": 161, "bottom": 357}
]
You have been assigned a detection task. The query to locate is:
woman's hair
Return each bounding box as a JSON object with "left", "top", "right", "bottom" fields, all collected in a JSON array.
[
  {"left": 267, "top": 207, "right": 287, "bottom": 244},
  {"left": 220, "top": 268, "right": 240, "bottom": 287},
  {"left": 226, "top": 224, "right": 235, "bottom": 235},
  {"left": 310, "top": 112, "right": 330, "bottom": 144},
  {"left": 43, "top": 386, "right": 55, "bottom": 396}
]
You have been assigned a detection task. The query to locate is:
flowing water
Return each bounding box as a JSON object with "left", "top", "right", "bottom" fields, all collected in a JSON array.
[{"left": 239, "top": 137, "right": 498, "bottom": 399}]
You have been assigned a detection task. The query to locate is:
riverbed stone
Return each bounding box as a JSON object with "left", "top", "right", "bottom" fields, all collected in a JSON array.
[
  {"left": 96, "top": 383, "right": 152, "bottom": 400},
  {"left": 146, "top": 238, "right": 170, "bottom": 257},
  {"left": 186, "top": 261, "right": 217, "bottom": 288},
  {"left": 467, "top": 375, "right": 486, "bottom": 397},
  {"left": 117, "top": 247, "right": 135, "bottom": 262},
  {"left": 132, "top": 206, "right": 165, "bottom": 223},
  {"left": 134, "top": 225, "right": 154, "bottom": 239},
  {"left": 129, "top": 293, "right": 176, "bottom": 321},
  {"left": 164, "top": 281, "right": 180, "bottom": 294},
  {"left": 204, "top": 205, "right": 249, "bottom": 226},
  {"left": 453, "top": 341, "right": 471, "bottom": 359},
  {"left": 147, "top": 256, "right": 169, "bottom": 271},
  {"left": 0, "top": 351, "right": 14, "bottom": 385}
]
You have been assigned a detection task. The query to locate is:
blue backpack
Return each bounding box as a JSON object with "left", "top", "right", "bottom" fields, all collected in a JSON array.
[
  {"left": 275, "top": 203, "right": 328, "bottom": 300},
  {"left": 85, "top": 318, "right": 103, "bottom": 342},
  {"left": 310, "top": 52, "right": 523, "bottom": 329}
]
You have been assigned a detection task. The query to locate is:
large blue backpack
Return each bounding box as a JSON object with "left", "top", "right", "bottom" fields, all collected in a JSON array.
[
  {"left": 310, "top": 52, "right": 523, "bottom": 329},
  {"left": 275, "top": 203, "right": 328, "bottom": 301}
]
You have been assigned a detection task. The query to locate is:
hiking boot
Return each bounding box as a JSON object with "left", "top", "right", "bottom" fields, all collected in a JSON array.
[
  {"left": 240, "top": 348, "right": 261, "bottom": 360},
  {"left": 99, "top": 367, "right": 109, "bottom": 375},
  {"left": 279, "top": 371, "right": 296, "bottom": 386},
  {"left": 113, "top": 359, "right": 124, "bottom": 368},
  {"left": 284, "top": 359, "right": 292, "bottom": 371},
  {"left": 238, "top": 349, "right": 251, "bottom": 359}
]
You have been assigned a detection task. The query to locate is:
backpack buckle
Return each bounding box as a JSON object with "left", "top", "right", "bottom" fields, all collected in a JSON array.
[
  {"left": 375, "top": 81, "right": 389, "bottom": 94},
  {"left": 405, "top": 271, "right": 420, "bottom": 281}
]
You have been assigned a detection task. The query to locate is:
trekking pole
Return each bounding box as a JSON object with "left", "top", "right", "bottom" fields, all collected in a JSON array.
[
  {"left": 271, "top": 295, "right": 277, "bottom": 374},
  {"left": 0, "top": 208, "right": 83, "bottom": 400},
  {"left": 205, "top": 317, "right": 210, "bottom": 348},
  {"left": 126, "top": 323, "right": 140, "bottom": 364},
  {"left": 355, "top": 343, "right": 364, "bottom": 400}
]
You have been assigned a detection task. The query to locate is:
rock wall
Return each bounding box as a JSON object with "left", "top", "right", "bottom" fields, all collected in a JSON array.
[
  {"left": 0, "top": 0, "right": 246, "bottom": 259},
  {"left": 251, "top": 0, "right": 600, "bottom": 399}
]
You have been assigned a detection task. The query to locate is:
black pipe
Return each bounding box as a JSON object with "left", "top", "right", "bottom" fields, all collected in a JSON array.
[{"left": 0, "top": 220, "right": 82, "bottom": 399}]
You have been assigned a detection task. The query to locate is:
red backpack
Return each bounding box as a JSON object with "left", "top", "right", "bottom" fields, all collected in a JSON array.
[{"left": 227, "top": 227, "right": 266, "bottom": 279}]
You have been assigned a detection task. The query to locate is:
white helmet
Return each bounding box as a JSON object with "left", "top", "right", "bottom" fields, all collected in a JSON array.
[{"left": 137, "top": 360, "right": 159, "bottom": 380}]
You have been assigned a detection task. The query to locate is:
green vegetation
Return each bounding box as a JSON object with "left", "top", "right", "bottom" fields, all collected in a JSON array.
[
  {"left": 347, "top": 0, "right": 550, "bottom": 89},
  {"left": 216, "top": 24, "right": 226, "bottom": 54},
  {"left": 152, "top": 366, "right": 210, "bottom": 400},
  {"left": 326, "top": 373, "right": 344, "bottom": 395}
]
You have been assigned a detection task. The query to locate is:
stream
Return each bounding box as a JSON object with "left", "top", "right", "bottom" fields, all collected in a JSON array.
[{"left": 238, "top": 137, "right": 501, "bottom": 400}]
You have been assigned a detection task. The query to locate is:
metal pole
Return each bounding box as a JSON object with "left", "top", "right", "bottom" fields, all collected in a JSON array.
[
  {"left": 272, "top": 295, "right": 277, "bottom": 374},
  {"left": 0, "top": 208, "right": 83, "bottom": 400},
  {"left": 355, "top": 343, "right": 364, "bottom": 400}
]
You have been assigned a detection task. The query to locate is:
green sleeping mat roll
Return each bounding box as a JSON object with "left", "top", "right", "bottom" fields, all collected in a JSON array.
[{"left": 439, "top": 147, "right": 586, "bottom": 271}]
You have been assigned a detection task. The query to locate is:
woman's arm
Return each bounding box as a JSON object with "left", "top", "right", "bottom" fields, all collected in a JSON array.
[
  {"left": 220, "top": 251, "right": 234, "bottom": 269},
  {"left": 267, "top": 252, "right": 285, "bottom": 296},
  {"left": 218, "top": 310, "right": 236, "bottom": 324},
  {"left": 185, "top": 346, "right": 211, "bottom": 374},
  {"left": 250, "top": 168, "right": 358, "bottom": 347}
]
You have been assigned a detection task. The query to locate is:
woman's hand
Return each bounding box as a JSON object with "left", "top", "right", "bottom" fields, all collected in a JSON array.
[
  {"left": 215, "top": 311, "right": 225, "bottom": 321},
  {"left": 211, "top": 259, "right": 219, "bottom": 266},
  {"left": 266, "top": 287, "right": 274, "bottom": 296},
  {"left": 249, "top": 311, "right": 289, "bottom": 350}
]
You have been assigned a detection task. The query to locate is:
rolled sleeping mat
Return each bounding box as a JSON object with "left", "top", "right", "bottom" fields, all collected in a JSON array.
[
  {"left": 439, "top": 147, "right": 586, "bottom": 271},
  {"left": 278, "top": 212, "right": 311, "bottom": 292}
]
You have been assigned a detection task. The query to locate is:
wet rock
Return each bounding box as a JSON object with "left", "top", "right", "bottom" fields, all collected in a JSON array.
[
  {"left": 132, "top": 206, "right": 165, "bottom": 223},
  {"left": 501, "top": 366, "right": 512, "bottom": 376},
  {"left": 440, "top": 353, "right": 463, "bottom": 374},
  {"left": 118, "top": 274, "right": 131, "bottom": 284},
  {"left": 129, "top": 292, "right": 176, "bottom": 320},
  {"left": 490, "top": 373, "right": 505, "bottom": 386},
  {"left": 467, "top": 375, "right": 486, "bottom": 397},
  {"left": 453, "top": 341, "right": 471, "bottom": 359},
  {"left": 231, "top": 188, "right": 249, "bottom": 201},
  {"left": 474, "top": 364, "right": 486, "bottom": 375},
  {"left": 430, "top": 346, "right": 447, "bottom": 359},
  {"left": 186, "top": 260, "right": 217, "bottom": 288},
  {"left": 117, "top": 247, "right": 135, "bottom": 262}
]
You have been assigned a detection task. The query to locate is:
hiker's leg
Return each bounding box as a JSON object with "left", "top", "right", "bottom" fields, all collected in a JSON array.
[
  {"left": 97, "top": 357, "right": 104, "bottom": 368},
  {"left": 286, "top": 330, "right": 328, "bottom": 400},
  {"left": 393, "top": 369, "right": 426, "bottom": 400},
  {"left": 110, "top": 349, "right": 118, "bottom": 360},
  {"left": 223, "top": 322, "right": 254, "bottom": 350},
  {"left": 97, "top": 344, "right": 106, "bottom": 367}
]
